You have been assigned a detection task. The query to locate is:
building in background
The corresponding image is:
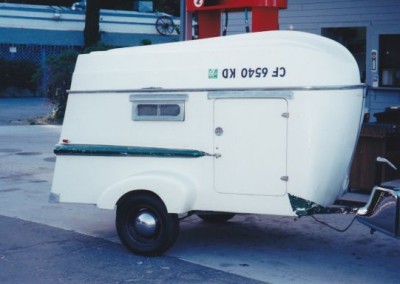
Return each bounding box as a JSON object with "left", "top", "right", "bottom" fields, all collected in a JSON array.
[
  {"left": 3, "top": 0, "right": 400, "bottom": 120},
  {"left": 0, "top": 2, "right": 179, "bottom": 95},
  {"left": 0, "top": 2, "right": 179, "bottom": 58},
  {"left": 189, "top": 0, "right": 400, "bottom": 121}
]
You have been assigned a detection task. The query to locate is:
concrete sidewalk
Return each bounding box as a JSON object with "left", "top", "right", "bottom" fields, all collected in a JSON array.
[{"left": 1, "top": 125, "right": 399, "bottom": 284}]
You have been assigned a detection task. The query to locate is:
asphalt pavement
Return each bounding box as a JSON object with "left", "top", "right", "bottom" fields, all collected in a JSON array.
[
  {"left": 0, "top": 99, "right": 262, "bottom": 283},
  {"left": 0, "top": 215, "right": 260, "bottom": 283},
  {"left": 0, "top": 98, "right": 399, "bottom": 283}
]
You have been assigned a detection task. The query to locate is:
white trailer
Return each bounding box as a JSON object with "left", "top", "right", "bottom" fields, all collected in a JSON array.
[{"left": 51, "top": 31, "right": 370, "bottom": 255}]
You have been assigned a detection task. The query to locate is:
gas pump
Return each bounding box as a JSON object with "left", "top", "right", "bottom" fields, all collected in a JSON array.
[{"left": 184, "top": 0, "right": 287, "bottom": 40}]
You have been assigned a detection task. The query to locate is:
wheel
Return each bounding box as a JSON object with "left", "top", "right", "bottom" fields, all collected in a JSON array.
[
  {"left": 116, "top": 193, "right": 179, "bottom": 256},
  {"left": 197, "top": 213, "right": 235, "bottom": 223},
  {"left": 156, "top": 16, "right": 175, "bottom": 35}
]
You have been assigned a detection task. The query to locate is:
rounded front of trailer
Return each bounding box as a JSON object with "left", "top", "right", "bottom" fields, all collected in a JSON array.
[
  {"left": 286, "top": 86, "right": 365, "bottom": 215},
  {"left": 278, "top": 33, "right": 365, "bottom": 214}
]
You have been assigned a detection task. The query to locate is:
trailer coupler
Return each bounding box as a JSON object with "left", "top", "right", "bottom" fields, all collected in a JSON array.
[
  {"left": 288, "top": 194, "right": 358, "bottom": 217},
  {"left": 290, "top": 186, "right": 400, "bottom": 239},
  {"left": 356, "top": 186, "right": 400, "bottom": 238}
]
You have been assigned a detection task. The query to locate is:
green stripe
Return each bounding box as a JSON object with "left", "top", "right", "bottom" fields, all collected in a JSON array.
[{"left": 54, "top": 144, "right": 206, "bottom": 158}]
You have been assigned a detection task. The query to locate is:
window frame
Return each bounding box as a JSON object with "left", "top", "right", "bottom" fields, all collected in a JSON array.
[
  {"left": 321, "top": 26, "right": 367, "bottom": 83},
  {"left": 379, "top": 34, "right": 400, "bottom": 88},
  {"left": 129, "top": 94, "right": 188, "bottom": 121}
]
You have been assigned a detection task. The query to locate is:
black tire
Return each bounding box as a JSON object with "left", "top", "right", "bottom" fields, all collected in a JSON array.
[
  {"left": 116, "top": 193, "right": 179, "bottom": 256},
  {"left": 156, "top": 16, "right": 175, "bottom": 35},
  {"left": 197, "top": 213, "right": 235, "bottom": 223}
]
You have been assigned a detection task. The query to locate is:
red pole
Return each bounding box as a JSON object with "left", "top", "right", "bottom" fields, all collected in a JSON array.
[
  {"left": 185, "top": 0, "right": 287, "bottom": 39},
  {"left": 198, "top": 10, "right": 221, "bottom": 39},
  {"left": 252, "top": 7, "right": 280, "bottom": 32}
]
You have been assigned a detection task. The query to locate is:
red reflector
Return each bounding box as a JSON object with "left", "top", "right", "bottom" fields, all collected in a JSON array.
[{"left": 62, "top": 139, "right": 70, "bottom": 144}]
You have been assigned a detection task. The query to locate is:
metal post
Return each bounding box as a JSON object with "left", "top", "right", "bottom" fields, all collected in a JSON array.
[
  {"left": 180, "top": 0, "right": 186, "bottom": 41},
  {"left": 40, "top": 48, "right": 47, "bottom": 96}
]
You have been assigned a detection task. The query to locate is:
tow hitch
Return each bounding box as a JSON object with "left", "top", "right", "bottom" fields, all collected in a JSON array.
[
  {"left": 356, "top": 157, "right": 400, "bottom": 238},
  {"left": 296, "top": 157, "right": 400, "bottom": 238},
  {"left": 357, "top": 186, "right": 400, "bottom": 238}
]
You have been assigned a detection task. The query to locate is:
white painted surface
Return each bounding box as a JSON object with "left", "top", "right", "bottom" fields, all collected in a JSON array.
[
  {"left": 53, "top": 31, "right": 364, "bottom": 217},
  {"left": 214, "top": 99, "right": 287, "bottom": 196},
  {"left": 71, "top": 31, "right": 360, "bottom": 91}
]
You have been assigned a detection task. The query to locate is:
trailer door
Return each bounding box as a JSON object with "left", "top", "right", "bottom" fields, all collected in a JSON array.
[{"left": 213, "top": 98, "right": 288, "bottom": 196}]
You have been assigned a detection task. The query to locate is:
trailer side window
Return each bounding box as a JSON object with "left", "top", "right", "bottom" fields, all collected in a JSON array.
[
  {"left": 137, "top": 104, "right": 158, "bottom": 116},
  {"left": 135, "top": 103, "right": 183, "bottom": 120},
  {"left": 130, "top": 94, "right": 187, "bottom": 121}
]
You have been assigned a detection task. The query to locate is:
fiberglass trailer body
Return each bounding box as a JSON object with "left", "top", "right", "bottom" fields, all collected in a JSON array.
[{"left": 51, "top": 31, "right": 365, "bottom": 255}]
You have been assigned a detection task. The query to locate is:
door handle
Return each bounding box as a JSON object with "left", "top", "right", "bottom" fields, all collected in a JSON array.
[{"left": 205, "top": 152, "right": 222, "bottom": 159}]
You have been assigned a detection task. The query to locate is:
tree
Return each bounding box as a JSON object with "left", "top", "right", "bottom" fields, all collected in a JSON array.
[
  {"left": 45, "top": 50, "right": 79, "bottom": 122},
  {"left": 154, "top": 0, "right": 180, "bottom": 16},
  {"left": 84, "top": 0, "right": 100, "bottom": 48}
]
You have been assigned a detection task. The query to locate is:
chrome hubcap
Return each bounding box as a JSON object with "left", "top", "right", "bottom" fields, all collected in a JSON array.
[{"left": 134, "top": 210, "right": 158, "bottom": 238}]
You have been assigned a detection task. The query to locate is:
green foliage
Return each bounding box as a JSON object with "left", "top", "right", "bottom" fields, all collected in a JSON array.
[
  {"left": 45, "top": 49, "right": 79, "bottom": 122},
  {"left": 0, "top": 59, "right": 39, "bottom": 95},
  {"left": 140, "top": 39, "right": 152, "bottom": 46},
  {"left": 83, "top": 42, "right": 115, "bottom": 54},
  {"left": 45, "top": 43, "right": 115, "bottom": 123}
]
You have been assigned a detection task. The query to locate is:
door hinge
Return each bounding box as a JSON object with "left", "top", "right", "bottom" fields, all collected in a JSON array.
[
  {"left": 280, "top": 176, "right": 289, "bottom": 182},
  {"left": 281, "top": 112, "right": 289, "bottom": 118}
]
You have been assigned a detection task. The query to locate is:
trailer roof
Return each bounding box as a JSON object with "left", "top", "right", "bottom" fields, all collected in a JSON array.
[{"left": 70, "top": 31, "right": 361, "bottom": 92}]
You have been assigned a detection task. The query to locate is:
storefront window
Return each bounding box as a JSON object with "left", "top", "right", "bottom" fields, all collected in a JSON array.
[
  {"left": 379, "top": 34, "right": 400, "bottom": 87},
  {"left": 322, "top": 27, "right": 366, "bottom": 83}
]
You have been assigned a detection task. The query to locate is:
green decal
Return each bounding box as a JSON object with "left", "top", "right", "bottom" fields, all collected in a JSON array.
[{"left": 208, "top": 69, "right": 218, "bottom": 79}]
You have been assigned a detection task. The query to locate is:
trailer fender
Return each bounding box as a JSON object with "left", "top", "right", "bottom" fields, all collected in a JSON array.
[{"left": 97, "top": 171, "right": 197, "bottom": 213}]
